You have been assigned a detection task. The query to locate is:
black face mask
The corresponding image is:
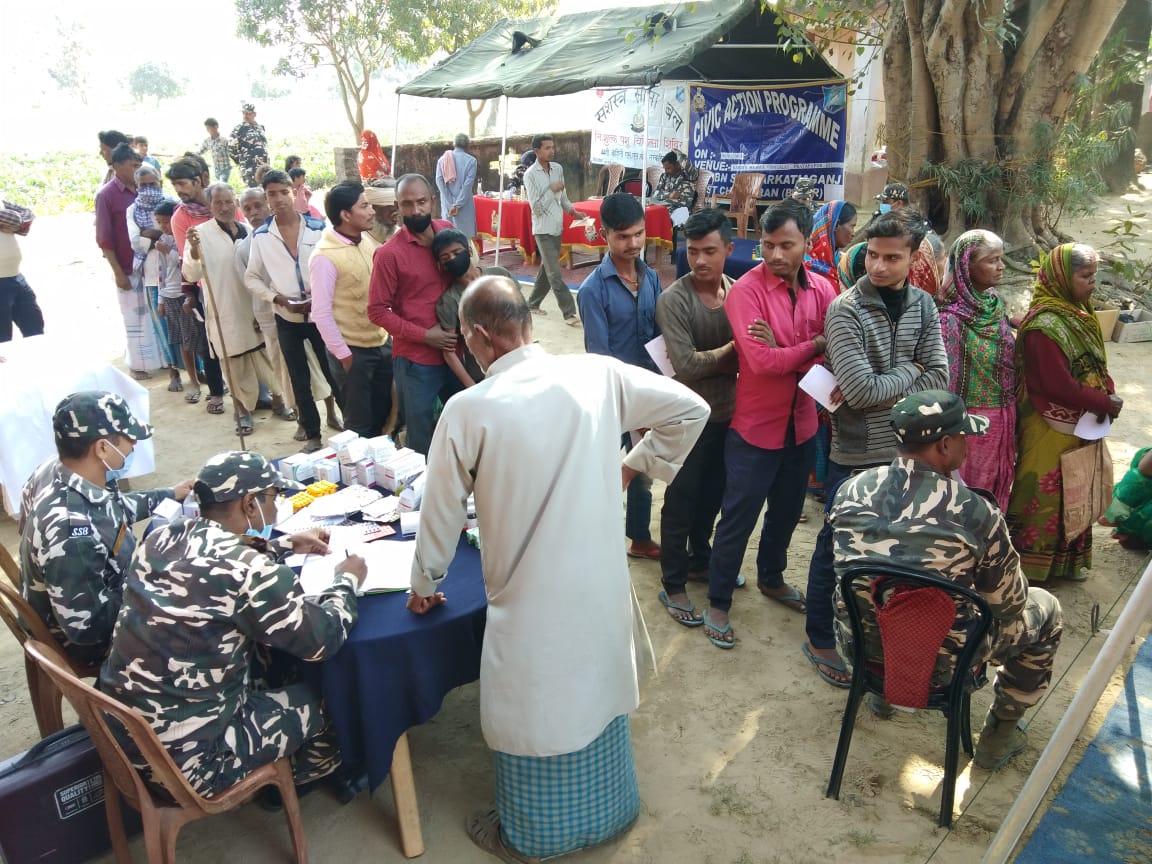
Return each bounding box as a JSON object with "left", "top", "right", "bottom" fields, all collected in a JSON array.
[
  {"left": 443, "top": 252, "right": 471, "bottom": 278},
  {"left": 403, "top": 212, "right": 433, "bottom": 234}
]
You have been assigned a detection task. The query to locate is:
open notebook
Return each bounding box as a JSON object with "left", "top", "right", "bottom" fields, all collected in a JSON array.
[{"left": 291, "top": 536, "right": 416, "bottom": 597}]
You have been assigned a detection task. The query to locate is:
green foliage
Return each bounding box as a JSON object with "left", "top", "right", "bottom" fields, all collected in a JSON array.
[
  {"left": 1100, "top": 205, "right": 1152, "bottom": 286},
  {"left": 388, "top": 0, "right": 555, "bottom": 61},
  {"left": 126, "top": 62, "right": 185, "bottom": 105},
  {"left": 47, "top": 19, "right": 89, "bottom": 104}
]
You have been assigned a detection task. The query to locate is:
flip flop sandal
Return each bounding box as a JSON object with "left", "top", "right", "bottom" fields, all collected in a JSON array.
[
  {"left": 466, "top": 810, "right": 540, "bottom": 864},
  {"left": 273, "top": 406, "right": 298, "bottom": 421},
  {"left": 184, "top": 389, "right": 202, "bottom": 404},
  {"left": 658, "top": 591, "right": 704, "bottom": 627},
  {"left": 758, "top": 583, "right": 807, "bottom": 613},
  {"left": 293, "top": 426, "right": 309, "bottom": 442},
  {"left": 802, "top": 642, "right": 851, "bottom": 689},
  {"left": 234, "top": 415, "right": 255, "bottom": 435},
  {"left": 703, "top": 613, "right": 735, "bottom": 649},
  {"left": 206, "top": 398, "right": 226, "bottom": 415},
  {"left": 167, "top": 377, "right": 184, "bottom": 393},
  {"left": 627, "top": 544, "right": 661, "bottom": 560}
]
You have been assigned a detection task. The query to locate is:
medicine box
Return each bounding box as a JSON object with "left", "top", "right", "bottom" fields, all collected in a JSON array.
[
  {"left": 1112, "top": 309, "right": 1152, "bottom": 343},
  {"left": 280, "top": 452, "right": 315, "bottom": 483},
  {"left": 328, "top": 429, "right": 359, "bottom": 451}
]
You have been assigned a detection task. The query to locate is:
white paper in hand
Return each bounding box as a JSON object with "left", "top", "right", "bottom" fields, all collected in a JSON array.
[
  {"left": 1073, "top": 412, "right": 1110, "bottom": 440},
  {"left": 798, "top": 365, "right": 841, "bottom": 412},
  {"left": 644, "top": 335, "right": 676, "bottom": 377}
]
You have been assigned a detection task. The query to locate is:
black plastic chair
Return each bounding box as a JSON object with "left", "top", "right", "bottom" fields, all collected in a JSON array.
[{"left": 825, "top": 563, "right": 993, "bottom": 828}]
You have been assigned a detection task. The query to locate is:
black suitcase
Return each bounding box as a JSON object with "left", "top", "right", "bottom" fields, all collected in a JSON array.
[{"left": 0, "top": 725, "right": 141, "bottom": 863}]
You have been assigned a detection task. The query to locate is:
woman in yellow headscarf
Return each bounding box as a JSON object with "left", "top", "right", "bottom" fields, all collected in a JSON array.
[{"left": 1006, "top": 243, "right": 1123, "bottom": 582}]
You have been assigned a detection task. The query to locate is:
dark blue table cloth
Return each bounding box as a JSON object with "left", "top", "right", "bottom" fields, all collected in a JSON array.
[
  {"left": 321, "top": 534, "right": 486, "bottom": 789},
  {"left": 674, "top": 237, "right": 760, "bottom": 280}
]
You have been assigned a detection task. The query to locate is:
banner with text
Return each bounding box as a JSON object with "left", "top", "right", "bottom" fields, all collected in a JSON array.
[
  {"left": 590, "top": 85, "right": 689, "bottom": 170},
  {"left": 689, "top": 82, "right": 848, "bottom": 202}
]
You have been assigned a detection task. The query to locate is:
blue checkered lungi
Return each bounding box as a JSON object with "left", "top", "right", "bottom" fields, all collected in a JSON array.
[{"left": 495, "top": 715, "right": 639, "bottom": 858}]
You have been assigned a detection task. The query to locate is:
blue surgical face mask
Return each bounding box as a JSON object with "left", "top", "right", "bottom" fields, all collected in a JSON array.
[
  {"left": 101, "top": 441, "right": 135, "bottom": 483},
  {"left": 879, "top": 202, "right": 893, "bottom": 214},
  {"left": 245, "top": 498, "right": 274, "bottom": 540}
]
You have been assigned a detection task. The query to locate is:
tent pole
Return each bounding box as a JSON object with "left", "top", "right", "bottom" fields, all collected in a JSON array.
[
  {"left": 640, "top": 86, "right": 650, "bottom": 209},
  {"left": 495, "top": 95, "right": 509, "bottom": 268},
  {"left": 390, "top": 93, "right": 401, "bottom": 175}
]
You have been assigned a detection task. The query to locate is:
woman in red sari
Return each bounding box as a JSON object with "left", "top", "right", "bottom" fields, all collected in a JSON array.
[{"left": 357, "top": 130, "right": 391, "bottom": 181}]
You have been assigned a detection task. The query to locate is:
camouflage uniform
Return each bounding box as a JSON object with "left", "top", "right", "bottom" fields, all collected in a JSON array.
[
  {"left": 830, "top": 392, "right": 1063, "bottom": 721},
  {"left": 18, "top": 392, "right": 170, "bottom": 668},
  {"left": 101, "top": 451, "right": 358, "bottom": 797},
  {"left": 228, "top": 111, "right": 269, "bottom": 188}
]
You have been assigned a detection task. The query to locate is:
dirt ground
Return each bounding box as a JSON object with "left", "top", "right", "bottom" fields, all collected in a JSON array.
[{"left": 1, "top": 200, "right": 1151, "bottom": 864}]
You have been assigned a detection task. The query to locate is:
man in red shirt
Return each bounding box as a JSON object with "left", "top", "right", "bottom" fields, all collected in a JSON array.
[
  {"left": 367, "top": 174, "right": 458, "bottom": 454},
  {"left": 702, "top": 199, "right": 837, "bottom": 649}
]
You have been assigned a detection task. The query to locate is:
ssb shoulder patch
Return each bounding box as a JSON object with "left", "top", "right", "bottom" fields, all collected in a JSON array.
[{"left": 70, "top": 526, "right": 91, "bottom": 538}]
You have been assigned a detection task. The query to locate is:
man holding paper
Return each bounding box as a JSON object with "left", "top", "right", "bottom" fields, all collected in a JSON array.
[
  {"left": 802, "top": 210, "right": 949, "bottom": 687},
  {"left": 578, "top": 193, "right": 664, "bottom": 559},
  {"left": 701, "top": 200, "right": 837, "bottom": 648},
  {"left": 409, "top": 275, "right": 708, "bottom": 863},
  {"left": 102, "top": 451, "right": 367, "bottom": 800}
]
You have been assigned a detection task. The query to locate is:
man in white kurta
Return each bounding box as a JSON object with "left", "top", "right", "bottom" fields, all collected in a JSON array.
[
  {"left": 410, "top": 275, "right": 708, "bottom": 862},
  {"left": 183, "top": 183, "right": 278, "bottom": 431}
]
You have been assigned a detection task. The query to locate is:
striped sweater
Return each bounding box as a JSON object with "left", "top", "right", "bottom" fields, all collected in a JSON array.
[{"left": 824, "top": 277, "right": 949, "bottom": 466}]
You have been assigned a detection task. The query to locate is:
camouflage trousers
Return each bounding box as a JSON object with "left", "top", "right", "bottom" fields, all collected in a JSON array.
[
  {"left": 987, "top": 587, "right": 1063, "bottom": 721},
  {"left": 182, "top": 681, "right": 342, "bottom": 798}
]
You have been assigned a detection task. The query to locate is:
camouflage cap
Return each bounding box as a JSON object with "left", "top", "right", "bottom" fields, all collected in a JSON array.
[
  {"left": 196, "top": 451, "right": 303, "bottom": 502},
  {"left": 241, "top": 102, "right": 256, "bottom": 113},
  {"left": 891, "top": 390, "right": 989, "bottom": 444},
  {"left": 877, "top": 182, "right": 909, "bottom": 202},
  {"left": 53, "top": 391, "right": 153, "bottom": 441}
]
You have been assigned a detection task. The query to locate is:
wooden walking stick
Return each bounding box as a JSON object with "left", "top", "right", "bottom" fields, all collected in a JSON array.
[{"left": 188, "top": 226, "right": 247, "bottom": 450}]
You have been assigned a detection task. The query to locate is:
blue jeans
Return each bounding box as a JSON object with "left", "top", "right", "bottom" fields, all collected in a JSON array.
[
  {"left": 804, "top": 459, "right": 865, "bottom": 650},
  {"left": 707, "top": 431, "right": 815, "bottom": 613},
  {"left": 622, "top": 434, "right": 653, "bottom": 543},
  {"left": 394, "top": 356, "right": 461, "bottom": 455}
]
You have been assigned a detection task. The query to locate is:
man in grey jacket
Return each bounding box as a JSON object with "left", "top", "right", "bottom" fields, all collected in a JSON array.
[{"left": 801, "top": 210, "right": 949, "bottom": 687}]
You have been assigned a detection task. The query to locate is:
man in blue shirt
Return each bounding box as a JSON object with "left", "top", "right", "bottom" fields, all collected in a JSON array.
[{"left": 578, "top": 193, "right": 663, "bottom": 558}]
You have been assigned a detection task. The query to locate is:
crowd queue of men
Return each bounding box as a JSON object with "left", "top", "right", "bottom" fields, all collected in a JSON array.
[{"left": 12, "top": 121, "right": 1107, "bottom": 862}]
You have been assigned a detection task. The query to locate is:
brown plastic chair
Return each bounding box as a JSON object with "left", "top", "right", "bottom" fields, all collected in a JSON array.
[
  {"left": 595, "top": 163, "right": 625, "bottom": 196},
  {"left": 0, "top": 552, "right": 102, "bottom": 737},
  {"left": 0, "top": 542, "right": 19, "bottom": 588},
  {"left": 24, "top": 639, "right": 308, "bottom": 864},
  {"left": 644, "top": 165, "right": 663, "bottom": 198},
  {"left": 692, "top": 169, "right": 714, "bottom": 212},
  {"left": 713, "top": 172, "right": 764, "bottom": 238}
]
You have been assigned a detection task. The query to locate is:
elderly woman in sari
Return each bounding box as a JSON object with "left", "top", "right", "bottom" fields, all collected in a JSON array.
[
  {"left": 808, "top": 201, "right": 857, "bottom": 278},
  {"left": 1006, "top": 243, "right": 1123, "bottom": 582},
  {"left": 937, "top": 230, "right": 1015, "bottom": 508}
]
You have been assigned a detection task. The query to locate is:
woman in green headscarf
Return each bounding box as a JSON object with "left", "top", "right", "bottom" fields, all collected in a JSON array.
[{"left": 1006, "top": 243, "right": 1124, "bottom": 582}]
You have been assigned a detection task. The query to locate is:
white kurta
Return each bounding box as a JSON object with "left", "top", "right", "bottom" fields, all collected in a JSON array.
[
  {"left": 413, "top": 344, "right": 709, "bottom": 757},
  {"left": 182, "top": 220, "right": 264, "bottom": 358}
]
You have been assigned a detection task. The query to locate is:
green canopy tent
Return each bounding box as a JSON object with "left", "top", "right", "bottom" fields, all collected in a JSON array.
[{"left": 393, "top": 0, "right": 841, "bottom": 260}]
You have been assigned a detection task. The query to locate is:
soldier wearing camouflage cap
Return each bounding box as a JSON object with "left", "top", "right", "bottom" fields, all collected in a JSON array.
[
  {"left": 18, "top": 391, "right": 193, "bottom": 666},
  {"left": 829, "top": 390, "right": 1063, "bottom": 769},
  {"left": 228, "top": 102, "right": 269, "bottom": 188},
  {"left": 101, "top": 450, "right": 367, "bottom": 799}
]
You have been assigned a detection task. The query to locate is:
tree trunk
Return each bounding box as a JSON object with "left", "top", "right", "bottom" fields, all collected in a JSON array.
[
  {"left": 1101, "top": 0, "right": 1152, "bottom": 192},
  {"left": 884, "top": 0, "right": 1127, "bottom": 241},
  {"left": 466, "top": 99, "right": 487, "bottom": 138}
]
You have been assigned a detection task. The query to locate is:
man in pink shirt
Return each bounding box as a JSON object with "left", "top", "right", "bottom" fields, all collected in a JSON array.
[
  {"left": 367, "top": 174, "right": 457, "bottom": 454},
  {"left": 702, "top": 199, "right": 837, "bottom": 649}
]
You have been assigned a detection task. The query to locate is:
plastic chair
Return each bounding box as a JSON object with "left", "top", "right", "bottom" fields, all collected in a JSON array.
[
  {"left": 712, "top": 172, "right": 764, "bottom": 238},
  {"left": 595, "top": 163, "right": 625, "bottom": 196},
  {"left": 0, "top": 542, "right": 19, "bottom": 588},
  {"left": 825, "top": 563, "right": 992, "bottom": 828},
  {"left": 0, "top": 555, "right": 102, "bottom": 737},
  {"left": 645, "top": 165, "right": 663, "bottom": 198},
  {"left": 692, "top": 169, "right": 714, "bottom": 213},
  {"left": 24, "top": 639, "right": 308, "bottom": 864}
]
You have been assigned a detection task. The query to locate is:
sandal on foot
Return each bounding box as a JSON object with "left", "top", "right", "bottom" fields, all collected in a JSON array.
[
  {"left": 184, "top": 389, "right": 202, "bottom": 404},
  {"left": 326, "top": 416, "right": 344, "bottom": 432},
  {"left": 293, "top": 426, "right": 309, "bottom": 442},
  {"left": 627, "top": 542, "right": 661, "bottom": 560},
  {"left": 467, "top": 809, "right": 540, "bottom": 864},
  {"left": 235, "top": 415, "right": 254, "bottom": 435},
  {"left": 758, "top": 583, "right": 806, "bottom": 613},
  {"left": 802, "top": 643, "right": 851, "bottom": 689},
  {"left": 206, "top": 397, "right": 226, "bottom": 415},
  {"left": 703, "top": 613, "right": 735, "bottom": 649},
  {"left": 659, "top": 591, "right": 704, "bottom": 627},
  {"left": 167, "top": 376, "right": 184, "bottom": 393},
  {"left": 273, "top": 405, "right": 298, "bottom": 421}
]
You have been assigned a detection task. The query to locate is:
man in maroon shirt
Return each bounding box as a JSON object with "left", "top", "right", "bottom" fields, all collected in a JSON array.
[
  {"left": 701, "top": 199, "right": 837, "bottom": 649},
  {"left": 367, "top": 174, "right": 458, "bottom": 454},
  {"left": 95, "top": 143, "right": 141, "bottom": 296}
]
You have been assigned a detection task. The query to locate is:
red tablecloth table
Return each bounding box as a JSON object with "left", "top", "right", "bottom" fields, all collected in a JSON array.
[
  {"left": 473, "top": 196, "right": 536, "bottom": 260},
  {"left": 564, "top": 200, "right": 674, "bottom": 263}
]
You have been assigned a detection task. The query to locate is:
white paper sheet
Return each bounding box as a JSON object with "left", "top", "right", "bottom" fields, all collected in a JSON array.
[
  {"left": 644, "top": 335, "right": 676, "bottom": 377},
  {"left": 296, "top": 540, "right": 417, "bottom": 596},
  {"left": 798, "top": 365, "right": 841, "bottom": 412},
  {"left": 1073, "top": 412, "right": 1111, "bottom": 440},
  {"left": 570, "top": 216, "right": 595, "bottom": 229}
]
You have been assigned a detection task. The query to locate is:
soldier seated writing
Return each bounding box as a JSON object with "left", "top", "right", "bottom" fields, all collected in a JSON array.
[
  {"left": 19, "top": 391, "right": 193, "bottom": 667},
  {"left": 101, "top": 451, "right": 367, "bottom": 800},
  {"left": 829, "top": 391, "right": 1064, "bottom": 770}
]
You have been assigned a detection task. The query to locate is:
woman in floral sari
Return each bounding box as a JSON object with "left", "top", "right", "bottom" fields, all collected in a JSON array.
[
  {"left": 808, "top": 201, "right": 857, "bottom": 278},
  {"left": 937, "top": 230, "right": 1015, "bottom": 508},
  {"left": 1006, "top": 243, "right": 1123, "bottom": 582}
]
